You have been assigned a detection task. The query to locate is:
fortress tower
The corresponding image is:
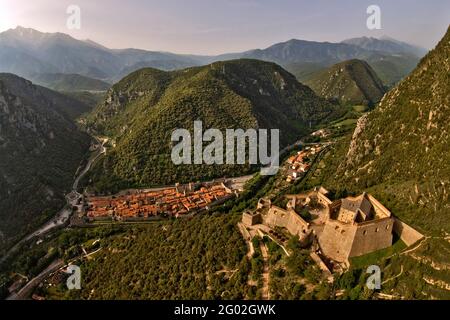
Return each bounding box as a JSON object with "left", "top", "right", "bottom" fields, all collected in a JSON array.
[{"left": 318, "top": 193, "right": 394, "bottom": 263}]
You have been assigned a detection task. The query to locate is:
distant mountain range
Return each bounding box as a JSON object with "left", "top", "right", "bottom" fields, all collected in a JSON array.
[
  {"left": 0, "top": 27, "right": 202, "bottom": 82},
  {"left": 30, "top": 73, "right": 111, "bottom": 92},
  {"left": 0, "top": 26, "right": 427, "bottom": 88},
  {"left": 304, "top": 59, "right": 386, "bottom": 106},
  {"left": 341, "top": 36, "right": 428, "bottom": 57},
  {"left": 0, "top": 73, "right": 91, "bottom": 249}
]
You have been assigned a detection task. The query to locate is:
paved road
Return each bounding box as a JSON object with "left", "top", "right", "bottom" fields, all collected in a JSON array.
[
  {"left": 6, "top": 259, "right": 64, "bottom": 300},
  {"left": 0, "top": 139, "right": 106, "bottom": 266},
  {"left": 73, "top": 138, "right": 106, "bottom": 191}
]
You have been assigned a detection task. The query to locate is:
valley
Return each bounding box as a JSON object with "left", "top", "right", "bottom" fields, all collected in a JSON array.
[{"left": 0, "top": 20, "right": 449, "bottom": 302}]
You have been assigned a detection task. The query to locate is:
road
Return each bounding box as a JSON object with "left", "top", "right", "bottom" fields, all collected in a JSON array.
[
  {"left": 6, "top": 259, "right": 64, "bottom": 300},
  {"left": 0, "top": 138, "right": 106, "bottom": 266},
  {"left": 73, "top": 138, "right": 106, "bottom": 191}
]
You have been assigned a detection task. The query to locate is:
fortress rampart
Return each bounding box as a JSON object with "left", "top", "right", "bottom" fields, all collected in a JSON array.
[{"left": 393, "top": 218, "right": 424, "bottom": 246}]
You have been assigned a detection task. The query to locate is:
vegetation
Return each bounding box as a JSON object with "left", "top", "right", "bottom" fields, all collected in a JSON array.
[
  {"left": 296, "top": 27, "right": 450, "bottom": 300},
  {"left": 31, "top": 73, "right": 111, "bottom": 92},
  {"left": 304, "top": 59, "right": 386, "bottom": 107},
  {"left": 82, "top": 59, "right": 344, "bottom": 193},
  {"left": 43, "top": 214, "right": 249, "bottom": 300},
  {"left": 0, "top": 74, "right": 91, "bottom": 252},
  {"left": 268, "top": 236, "right": 328, "bottom": 300}
]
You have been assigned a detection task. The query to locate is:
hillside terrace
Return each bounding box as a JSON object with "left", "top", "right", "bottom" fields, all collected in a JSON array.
[{"left": 85, "top": 182, "right": 235, "bottom": 221}]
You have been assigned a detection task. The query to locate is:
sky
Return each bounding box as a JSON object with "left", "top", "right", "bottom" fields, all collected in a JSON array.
[{"left": 0, "top": 0, "right": 449, "bottom": 55}]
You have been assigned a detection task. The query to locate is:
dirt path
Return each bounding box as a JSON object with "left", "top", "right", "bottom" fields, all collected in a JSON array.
[
  {"left": 382, "top": 265, "right": 404, "bottom": 285},
  {"left": 237, "top": 223, "right": 255, "bottom": 258},
  {"left": 400, "top": 237, "right": 429, "bottom": 256},
  {"left": 260, "top": 242, "right": 270, "bottom": 300}
]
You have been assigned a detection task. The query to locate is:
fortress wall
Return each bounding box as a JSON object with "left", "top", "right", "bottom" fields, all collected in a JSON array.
[
  {"left": 285, "top": 194, "right": 308, "bottom": 200},
  {"left": 393, "top": 218, "right": 424, "bottom": 246},
  {"left": 286, "top": 210, "right": 309, "bottom": 236},
  {"left": 349, "top": 217, "right": 394, "bottom": 258},
  {"left": 317, "top": 192, "right": 333, "bottom": 206},
  {"left": 264, "top": 206, "right": 290, "bottom": 229},
  {"left": 318, "top": 220, "right": 357, "bottom": 262},
  {"left": 264, "top": 206, "right": 309, "bottom": 238},
  {"left": 368, "top": 194, "right": 391, "bottom": 218},
  {"left": 328, "top": 200, "right": 342, "bottom": 219},
  {"left": 242, "top": 211, "right": 262, "bottom": 226},
  {"left": 257, "top": 198, "right": 271, "bottom": 209}
]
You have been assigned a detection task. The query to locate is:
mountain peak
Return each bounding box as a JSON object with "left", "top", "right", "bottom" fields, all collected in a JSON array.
[
  {"left": 341, "top": 36, "right": 427, "bottom": 57},
  {"left": 7, "top": 25, "right": 42, "bottom": 36},
  {"left": 304, "top": 58, "right": 386, "bottom": 106}
]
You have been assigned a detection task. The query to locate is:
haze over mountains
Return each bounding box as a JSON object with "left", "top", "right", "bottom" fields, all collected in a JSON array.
[
  {"left": 0, "top": 26, "right": 427, "bottom": 88},
  {"left": 30, "top": 73, "right": 110, "bottom": 92},
  {"left": 341, "top": 36, "right": 428, "bottom": 57},
  {"left": 0, "top": 27, "right": 202, "bottom": 82}
]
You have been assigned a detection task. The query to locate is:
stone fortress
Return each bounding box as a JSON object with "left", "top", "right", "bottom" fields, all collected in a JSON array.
[{"left": 242, "top": 187, "right": 423, "bottom": 268}]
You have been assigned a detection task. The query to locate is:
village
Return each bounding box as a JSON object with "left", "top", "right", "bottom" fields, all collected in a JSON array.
[
  {"left": 82, "top": 180, "right": 240, "bottom": 221},
  {"left": 285, "top": 144, "right": 322, "bottom": 183}
]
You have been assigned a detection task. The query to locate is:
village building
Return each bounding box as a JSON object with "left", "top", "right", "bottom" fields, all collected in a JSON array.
[
  {"left": 311, "top": 129, "right": 329, "bottom": 139},
  {"left": 285, "top": 144, "right": 321, "bottom": 182},
  {"left": 84, "top": 180, "right": 237, "bottom": 221}
]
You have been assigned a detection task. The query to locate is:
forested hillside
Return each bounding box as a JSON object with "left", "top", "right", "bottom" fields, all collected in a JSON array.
[
  {"left": 83, "top": 59, "right": 344, "bottom": 193},
  {"left": 0, "top": 74, "right": 91, "bottom": 252},
  {"left": 304, "top": 59, "right": 386, "bottom": 106},
  {"left": 300, "top": 26, "right": 450, "bottom": 299}
]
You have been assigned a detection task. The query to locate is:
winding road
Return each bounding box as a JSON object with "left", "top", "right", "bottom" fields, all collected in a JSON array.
[{"left": 0, "top": 138, "right": 106, "bottom": 266}]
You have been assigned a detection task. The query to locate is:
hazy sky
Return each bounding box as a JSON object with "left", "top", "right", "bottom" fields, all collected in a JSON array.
[{"left": 0, "top": 0, "right": 449, "bottom": 54}]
